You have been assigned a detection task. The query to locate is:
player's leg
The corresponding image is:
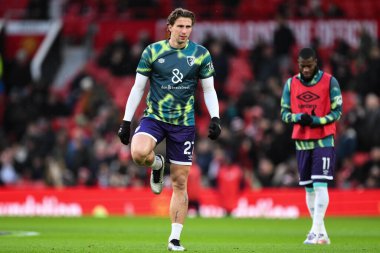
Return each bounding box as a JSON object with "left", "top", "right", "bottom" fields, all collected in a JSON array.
[
  {"left": 312, "top": 182, "right": 330, "bottom": 244},
  {"left": 305, "top": 184, "right": 315, "bottom": 218},
  {"left": 130, "top": 133, "right": 157, "bottom": 166},
  {"left": 130, "top": 118, "right": 165, "bottom": 194},
  {"left": 167, "top": 163, "right": 190, "bottom": 251},
  {"left": 310, "top": 147, "right": 335, "bottom": 245},
  {"left": 296, "top": 150, "right": 318, "bottom": 244},
  {"left": 165, "top": 124, "right": 195, "bottom": 251}
]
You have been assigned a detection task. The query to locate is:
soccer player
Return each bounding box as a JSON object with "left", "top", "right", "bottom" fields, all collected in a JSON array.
[
  {"left": 280, "top": 47, "right": 342, "bottom": 245},
  {"left": 117, "top": 8, "right": 221, "bottom": 251}
]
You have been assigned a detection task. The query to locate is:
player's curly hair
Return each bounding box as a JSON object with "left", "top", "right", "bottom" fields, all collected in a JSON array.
[
  {"left": 167, "top": 8, "right": 195, "bottom": 26},
  {"left": 298, "top": 47, "right": 316, "bottom": 59}
]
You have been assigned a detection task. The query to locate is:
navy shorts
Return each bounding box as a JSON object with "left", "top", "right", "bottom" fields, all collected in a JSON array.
[
  {"left": 134, "top": 117, "right": 196, "bottom": 165},
  {"left": 296, "top": 147, "right": 336, "bottom": 185}
]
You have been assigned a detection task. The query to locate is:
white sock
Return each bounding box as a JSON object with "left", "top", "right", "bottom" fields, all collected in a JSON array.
[
  {"left": 311, "top": 184, "right": 329, "bottom": 235},
  {"left": 151, "top": 155, "right": 163, "bottom": 170},
  {"left": 305, "top": 187, "right": 315, "bottom": 219},
  {"left": 169, "top": 223, "right": 183, "bottom": 242}
]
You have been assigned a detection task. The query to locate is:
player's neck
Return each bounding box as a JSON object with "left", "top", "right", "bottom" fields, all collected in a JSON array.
[{"left": 168, "top": 39, "right": 188, "bottom": 49}]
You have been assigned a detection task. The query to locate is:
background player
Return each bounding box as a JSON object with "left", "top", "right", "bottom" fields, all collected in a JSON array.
[
  {"left": 281, "top": 47, "right": 342, "bottom": 245},
  {"left": 117, "top": 8, "right": 221, "bottom": 251}
]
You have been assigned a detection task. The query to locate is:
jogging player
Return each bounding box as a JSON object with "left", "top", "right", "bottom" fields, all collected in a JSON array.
[{"left": 117, "top": 8, "right": 221, "bottom": 251}]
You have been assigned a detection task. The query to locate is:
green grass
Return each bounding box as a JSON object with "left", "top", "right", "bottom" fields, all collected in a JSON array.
[{"left": 0, "top": 216, "right": 379, "bottom": 252}]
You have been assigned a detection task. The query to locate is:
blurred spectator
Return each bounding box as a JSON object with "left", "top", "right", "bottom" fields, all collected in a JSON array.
[
  {"left": 0, "top": 54, "right": 4, "bottom": 125},
  {"left": 44, "top": 92, "right": 71, "bottom": 119},
  {"left": 3, "top": 90, "right": 33, "bottom": 141},
  {"left": 209, "top": 40, "right": 229, "bottom": 100},
  {"left": 45, "top": 156, "right": 66, "bottom": 187},
  {"left": 326, "top": 2, "right": 344, "bottom": 18},
  {"left": 187, "top": 160, "right": 202, "bottom": 216},
  {"left": 208, "top": 146, "right": 225, "bottom": 187},
  {"left": 272, "top": 159, "right": 298, "bottom": 187},
  {"left": 255, "top": 157, "right": 275, "bottom": 187},
  {"left": 358, "top": 27, "right": 374, "bottom": 61},
  {"left": 25, "top": 0, "right": 50, "bottom": 20},
  {"left": 254, "top": 43, "right": 280, "bottom": 84},
  {"left": 195, "top": 137, "right": 213, "bottom": 177},
  {"left": 336, "top": 124, "right": 357, "bottom": 167},
  {"left": 97, "top": 32, "right": 131, "bottom": 76},
  {"left": 65, "top": 127, "right": 92, "bottom": 185},
  {"left": 350, "top": 147, "right": 380, "bottom": 188},
  {"left": 220, "top": 0, "right": 241, "bottom": 19},
  {"left": 4, "top": 48, "right": 32, "bottom": 94},
  {"left": 350, "top": 93, "right": 380, "bottom": 151},
  {"left": 216, "top": 157, "right": 243, "bottom": 215},
  {"left": 126, "top": 30, "right": 154, "bottom": 75},
  {"left": 273, "top": 15, "right": 295, "bottom": 74},
  {"left": 329, "top": 39, "right": 352, "bottom": 91},
  {"left": 0, "top": 147, "right": 19, "bottom": 185},
  {"left": 335, "top": 156, "right": 356, "bottom": 188},
  {"left": 126, "top": 0, "right": 158, "bottom": 19},
  {"left": 264, "top": 120, "right": 294, "bottom": 165},
  {"left": 363, "top": 45, "right": 380, "bottom": 97},
  {"left": 249, "top": 38, "right": 266, "bottom": 81}
]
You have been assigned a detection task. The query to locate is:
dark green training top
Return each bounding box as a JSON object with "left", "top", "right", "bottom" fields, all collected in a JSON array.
[{"left": 136, "top": 40, "right": 215, "bottom": 126}]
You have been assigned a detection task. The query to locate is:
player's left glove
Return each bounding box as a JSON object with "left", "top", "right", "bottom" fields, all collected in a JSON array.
[{"left": 208, "top": 117, "right": 221, "bottom": 140}]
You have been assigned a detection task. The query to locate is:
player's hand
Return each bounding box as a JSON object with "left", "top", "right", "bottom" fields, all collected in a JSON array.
[
  {"left": 208, "top": 117, "right": 221, "bottom": 140},
  {"left": 299, "top": 114, "right": 313, "bottom": 126},
  {"left": 117, "top": 120, "right": 131, "bottom": 145}
]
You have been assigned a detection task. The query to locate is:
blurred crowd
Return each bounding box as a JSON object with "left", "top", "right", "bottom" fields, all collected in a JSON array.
[{"left": 1, "top": 0, "right": 380, "bottom": 190}]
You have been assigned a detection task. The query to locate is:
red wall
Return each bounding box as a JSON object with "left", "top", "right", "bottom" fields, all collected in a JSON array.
[{"left": 0, "top": 187, "right": 379, "bottom": 218}]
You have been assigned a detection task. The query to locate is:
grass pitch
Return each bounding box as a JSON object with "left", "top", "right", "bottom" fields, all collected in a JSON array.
[{"left": 0, "top": 216, "right": 379, "bottom": 252}]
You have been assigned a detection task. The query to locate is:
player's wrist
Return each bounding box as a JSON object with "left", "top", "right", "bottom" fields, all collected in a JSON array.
[
  {"left": 121, "top": 120, "right": 131, "bottom": 127},
  {"left": 211, "top": 117, "right": 220, "bottom": 125}
]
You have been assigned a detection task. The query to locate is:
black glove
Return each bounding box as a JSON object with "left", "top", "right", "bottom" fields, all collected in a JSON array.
[
  {"left": 118, "top": 120, "right": 131, "bottom": 145},
  {"left": 208, "top": 117, "right": 221, "bottom": 140},
  {"left": 299, "top": 114, "right": 313, "bottom": 126}
]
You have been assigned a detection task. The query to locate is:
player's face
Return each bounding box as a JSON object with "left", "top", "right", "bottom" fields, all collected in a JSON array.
[
  {"left": 298, "top": 57, "right": 317, "bottom": 81},
  {"left": 168, "top": 17, "right": 193, "bottom": 48}
]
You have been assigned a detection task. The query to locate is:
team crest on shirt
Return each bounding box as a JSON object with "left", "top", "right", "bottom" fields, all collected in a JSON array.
[{"left": 186, "top": 56, "right": 195, "bottom": 66}]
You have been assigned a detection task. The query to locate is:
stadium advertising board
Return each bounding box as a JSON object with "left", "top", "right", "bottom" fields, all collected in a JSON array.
[{"left": 0, "top": 188, "right": 378, "bottom": 218}]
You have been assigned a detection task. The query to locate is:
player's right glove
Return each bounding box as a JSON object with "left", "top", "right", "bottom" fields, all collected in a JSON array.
[
  {"left": 117, "top": 120, "right": 131, "bottom": 145},
  {"left": 208, "top": 117, "right": 221, "bottom": 140},
  {"left": 299, "top": 114, "right": 313, "bottom": 126}
]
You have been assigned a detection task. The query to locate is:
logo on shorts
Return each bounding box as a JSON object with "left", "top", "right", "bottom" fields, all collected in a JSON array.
[{"left": 297, "top": 91, "right": 320, "bottom": 103}]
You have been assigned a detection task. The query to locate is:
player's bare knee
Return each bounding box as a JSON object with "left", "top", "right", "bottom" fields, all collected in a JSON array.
[
  {"left": 172, "top": 176, "right": 188, "bottom": 191},
  {"left": 131, "top": 149, "right": 149, "bottom": 165}
]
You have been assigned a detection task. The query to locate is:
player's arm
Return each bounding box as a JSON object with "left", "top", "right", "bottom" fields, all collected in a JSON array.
[
  {"left": 201, "top": 76, "right": 219, "bottom": 118},
  {"left": 122, "top": 73, "right": 149, "bottom": 121},
  {"left": 310, "top": 77, "right": 343, "bottom": 126},
  {"left": 201, "top": 76, "right": 221, "bottom": 140},
  {"left": 281, "top": 78, "right": 303, "bottom": 124},
  {"left": 118, "top": 44, "right": 151, "bottom": 145},
  {"left": 118, "top": 73, "right": 148, "bottom": 145}
]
